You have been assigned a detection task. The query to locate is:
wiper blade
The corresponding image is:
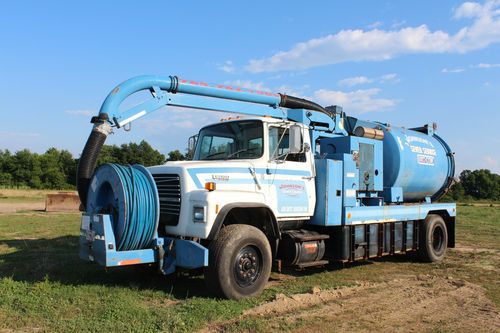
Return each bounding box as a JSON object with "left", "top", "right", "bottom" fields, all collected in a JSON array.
[
  {"left": 225, "top": 149, "right": 248, "bottom": 159},
  {"left": 204, "top": 151, "right": 226, "bottom": 159},
  {"left": 225, "top": 147, "right": 260, "bottom": 159}
]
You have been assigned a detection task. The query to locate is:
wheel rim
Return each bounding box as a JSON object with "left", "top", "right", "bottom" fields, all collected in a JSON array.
[
  {"left": 234, "top": 245, "right": 262, "bottom": 288},
  {"left": 432, "top": 225, "right": 445, "bottom": 254}
]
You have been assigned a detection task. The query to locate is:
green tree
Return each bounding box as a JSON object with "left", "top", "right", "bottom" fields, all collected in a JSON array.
[
  {"left": 167, "top": 150, "right": 186, "bottom": 161},
  {"left": 446, "top": 181, "right": 465, "bottom": 201},
  {"left": 96, "top": 141, "right": 165, "bottom": 167},
  {"left": 40, "top": 148, "right": 66, "bottom": 189},
  {"left": 96, "top": 145, "right": 122, "bottom": 165},
  {"left": 0, "top": 150, "right": 14, "bottom": 186},
  {"left": 459, "top": 169, "right": 500, "bottom": 200},
  {"left": 60, "top": 149, "right": 77, "bottom": 186},
  {"left": 13, "top": 149, "right": 42, "bottom": 188}
]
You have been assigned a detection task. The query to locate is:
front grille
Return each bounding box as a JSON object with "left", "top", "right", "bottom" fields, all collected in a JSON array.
[{"left": 152, "top": 173, "right": 181, "bottom": 226}]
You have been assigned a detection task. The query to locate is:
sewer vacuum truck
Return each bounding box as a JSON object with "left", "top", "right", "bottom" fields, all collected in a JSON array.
[{"left": 78, "top": 75, "right": 456, "bottom": 300}]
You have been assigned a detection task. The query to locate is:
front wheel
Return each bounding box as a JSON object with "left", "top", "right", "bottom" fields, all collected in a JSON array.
[
  {"left": 204, "top": 224, "right": 272, "bottom": 300},
  {"left": 419, "top": 214, "right": 448, "bottom": 262}
]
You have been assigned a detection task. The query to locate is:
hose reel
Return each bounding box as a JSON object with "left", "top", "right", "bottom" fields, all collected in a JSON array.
[{"left": 86, "top": 164, "right": 159, "bottom": 251}]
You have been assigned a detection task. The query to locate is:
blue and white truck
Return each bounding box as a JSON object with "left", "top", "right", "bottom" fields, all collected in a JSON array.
[{"left": 78, "top": 75, "right": 456, "bottom": 300}]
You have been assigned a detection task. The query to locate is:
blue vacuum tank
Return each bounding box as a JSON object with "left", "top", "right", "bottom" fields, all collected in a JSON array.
[{"left": 380, "top": 125, "right": 454, "bottom": 201}]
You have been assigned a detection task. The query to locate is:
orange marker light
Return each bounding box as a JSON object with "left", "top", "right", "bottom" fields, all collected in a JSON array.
[
  {"left": 215, "top": 204, "right": 219, "bottom": 214},
  {"left": 118, "top": 258, "right": 141, "bottom": 266},
  {"left": 205, "top": 182, "right": 216, "bottom": 191},
  {"left": 347, "top": 213, "right": 352, "bottom": 219}
]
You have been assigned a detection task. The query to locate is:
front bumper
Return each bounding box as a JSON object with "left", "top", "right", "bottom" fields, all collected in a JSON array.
[{"left": 79, "top": 214, "right": 208, "bottom": 274}]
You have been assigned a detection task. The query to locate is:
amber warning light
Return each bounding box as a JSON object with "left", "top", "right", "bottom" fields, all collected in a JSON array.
[{"left": 205, "top": 182, "right": 216, "bottom": 191}]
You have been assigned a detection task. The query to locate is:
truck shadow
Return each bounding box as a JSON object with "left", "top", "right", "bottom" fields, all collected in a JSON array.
[
  {"left": 0, "top": 236, "right": 211, "bottom": 299},
  {"left": 0, "top": 236, "right": 422, "bottom": 299}
]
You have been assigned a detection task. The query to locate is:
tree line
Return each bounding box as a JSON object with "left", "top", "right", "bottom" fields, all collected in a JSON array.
[
  {"left": 0, "top": 141, "right": 498, "bottom": 201},
  {"left": 445, "top": 169, "right": 500, "bottom": 201},
  {"left": 0, "top": 141, "right": 188, "bottom": 189}
]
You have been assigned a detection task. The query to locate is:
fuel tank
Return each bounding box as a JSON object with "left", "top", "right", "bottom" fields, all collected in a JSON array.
[{"left": 380, "top": 125, "right": 454, "bottom": 201}]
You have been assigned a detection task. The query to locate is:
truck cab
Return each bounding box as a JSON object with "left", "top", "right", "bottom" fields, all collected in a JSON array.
[{"left": 148, "top": 117, "right": 316, "bottom": 240}]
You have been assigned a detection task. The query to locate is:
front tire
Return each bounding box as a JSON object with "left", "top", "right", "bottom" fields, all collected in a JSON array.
[
  {"left": 419, "top": 214, "right": 448, "bottom": 262},
  {"left": 204, "top": 224, "right": 272, "bottom": 300}
]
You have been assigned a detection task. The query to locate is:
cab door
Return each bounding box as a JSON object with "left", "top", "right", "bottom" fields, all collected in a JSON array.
[{"left": 265, "top": 123, "right": 315, "bottom": 218}]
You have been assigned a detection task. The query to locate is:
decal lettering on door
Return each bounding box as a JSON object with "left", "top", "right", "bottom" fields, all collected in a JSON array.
[{"left": 274, "top": 180, "right": 308, "bottom": 213}]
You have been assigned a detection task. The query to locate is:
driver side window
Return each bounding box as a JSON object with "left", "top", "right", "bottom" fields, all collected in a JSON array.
[
  {"left": 199, "top": 135, "right": 234, "bottom": 159},
  {"left": 268, "top": 127, "right": 306, "bottom": 162}
]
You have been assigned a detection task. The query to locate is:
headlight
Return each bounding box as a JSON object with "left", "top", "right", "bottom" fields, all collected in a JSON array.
[{"left": 193, "top": 206, "right": 205, "bottom": 223}]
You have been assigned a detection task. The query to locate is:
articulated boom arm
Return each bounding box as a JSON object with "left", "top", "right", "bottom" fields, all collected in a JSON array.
[
  {"left": 77, "top": 75, "right": 338, "bottom": 207},
  {"left": 97, "top": 75, "right": 332, "bottom": 128}
]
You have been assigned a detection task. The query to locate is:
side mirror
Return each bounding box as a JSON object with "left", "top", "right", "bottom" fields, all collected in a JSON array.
[
  {"left": 187, "top": 134, "right": 198, "bottom": 159},
  {"left": 289, "top": 124, "right": 302, "bottom": 154}
]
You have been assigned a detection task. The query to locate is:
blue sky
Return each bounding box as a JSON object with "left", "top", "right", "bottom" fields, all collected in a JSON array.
[{"left": 0, "top": 0, "right": 499, "bottom": 173}]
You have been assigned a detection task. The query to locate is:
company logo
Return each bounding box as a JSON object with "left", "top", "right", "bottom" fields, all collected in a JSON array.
[{"left": 279, "top": 183, "right": 305, "bottom": 196}]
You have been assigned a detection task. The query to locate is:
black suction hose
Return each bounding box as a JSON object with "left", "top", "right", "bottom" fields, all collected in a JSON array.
[
  {"left": 77, "top": 115, "right": 112, "bottom": 208},
  {"left": 279, "top": 94, "right": 334, "bottom": 118}
]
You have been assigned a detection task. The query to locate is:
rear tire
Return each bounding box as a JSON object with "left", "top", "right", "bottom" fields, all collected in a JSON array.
[
  {"left": 204, "top": 224, "right": 272, "bottom": 300},
  {"left": 419, "top": 214, "right": 448, "bottom": 262}
]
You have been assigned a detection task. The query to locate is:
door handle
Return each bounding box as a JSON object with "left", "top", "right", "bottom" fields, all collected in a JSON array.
[{"left": 302, "top": 176, "right": 314, "bottom": 180}]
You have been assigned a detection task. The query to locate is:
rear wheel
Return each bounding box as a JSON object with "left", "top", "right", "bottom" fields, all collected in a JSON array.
[
  {"left": 204, "top": 224, "right": 272, "bottom": 300},
  {"left": 419, "top": 214, "right": 448, "bottom": 262}
]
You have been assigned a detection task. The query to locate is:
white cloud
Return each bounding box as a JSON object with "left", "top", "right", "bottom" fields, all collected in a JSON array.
[
  {"left": 226, "top": 79, "right": 399, "bottom": 113},
  {"left": 173, "top": 120, "right": 195, "bottom": 129},
  {"left": 367, "top": 21, "right": 383, "bottom": 29},
  {"left": 65, "top": 109, "right": 95, "bottom": 116},
  {"left": 473, "top": 62, "right": 500, "bottom": 68},
  {"left": 138, "top": 107, "right": 224, "bottom": 133},
  {"left": 391, "top": 20, "right": 407, "bottom": 29},
  {"left": 225, "top": 80, "right": 270, "bottom": 91},
  {"left": 274, "top": 84, "right": 310, "bottom": 97},
  {"left": 379, "top": 73, "right": 400, "bottom": 83},
  {"left": 339, "top": 73, "right": 399, "bottom": 87},
  {"left": 441, "top": 67, "right": 466, "bottom": 73},
  {"left": 338, "top": 76, "right": 374, "bottom": 87},
  {"left": 454, "top": 1, "right": 484, "bottom": 18},
  {"left": 246, "top": 1, "right": 500, "bottom": 72},
  {"left": 218, "top": 60, "right": 236, "bottom": 73},
  {"left": 313, "top": 88, "right": 398, "bottom": 113},
  {"left": 483, "top": 155, "right": 500, "bottom": 173},
  {"left": 226, "top": 80, "right": 309, "bottom": 97}
]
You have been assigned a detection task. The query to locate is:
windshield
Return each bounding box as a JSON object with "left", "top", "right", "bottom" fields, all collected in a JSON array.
[{"left": 193, "top": 120, "right": 263, "bottom": 160}]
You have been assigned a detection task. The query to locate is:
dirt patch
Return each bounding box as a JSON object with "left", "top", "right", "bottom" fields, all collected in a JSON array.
[
  {"left": 0, "top": 202, "right": 45, "bottom": 213},
  {"left": 205, "top": 276, "right": 499, "bottom": 332},
  {"left": 45, "top": 193, "right": 80, "bottom": 212},
  {"left": 244, "top": 281, "right": 376, "bottom": 317},
  {"left": 453, "top": 243, "right": 499, "bottom": 255}
]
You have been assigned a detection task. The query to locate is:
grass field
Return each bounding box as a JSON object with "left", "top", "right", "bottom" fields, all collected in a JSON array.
[{"left": 0, "top": 204, "right": 499, "bottom": 332}]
